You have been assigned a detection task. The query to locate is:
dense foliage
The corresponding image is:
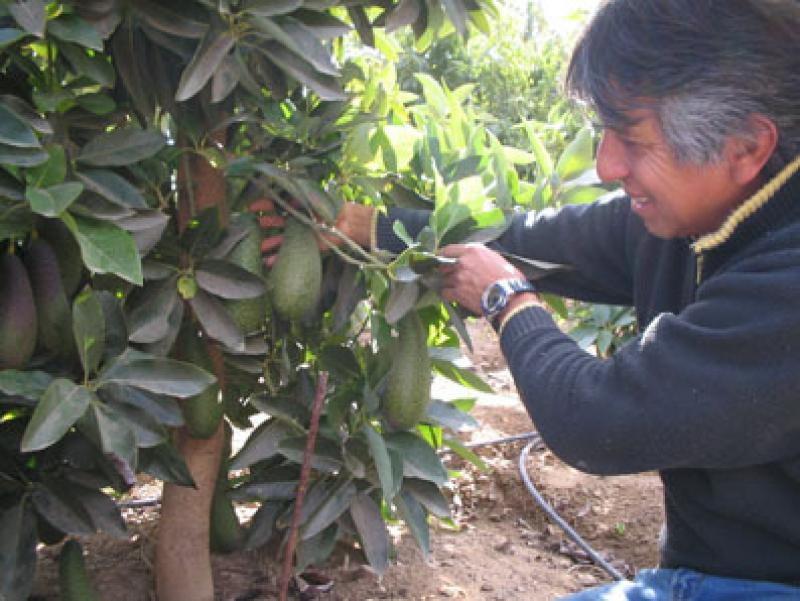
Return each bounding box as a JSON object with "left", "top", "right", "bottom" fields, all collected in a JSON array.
[{"left": 0, "top": 1, "right": 630, "bottom": 599}]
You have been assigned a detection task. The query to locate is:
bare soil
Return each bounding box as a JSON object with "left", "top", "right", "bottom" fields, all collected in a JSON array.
[{"left": 31, "top": 321, "right": 663, "bottom": 600}]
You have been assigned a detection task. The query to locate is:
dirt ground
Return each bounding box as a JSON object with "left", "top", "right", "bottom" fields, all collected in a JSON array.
[{"left": 31, "top": 321, "right": 663, "bottom": 600}]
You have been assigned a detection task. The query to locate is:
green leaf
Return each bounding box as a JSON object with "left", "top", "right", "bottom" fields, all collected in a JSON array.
[
  {"left": 251, "top": 16, "right": 339, "bottom": 77},
  {"left": 127, "top": 277, "right": 179, "bottom": 344},
  {"left": 296, "top": 523, "right": 338, "bottom": 572},
  {"left": 443, "top": 436, "right": 487, "bottom": 471},
  {"left": 8, "top": 0, "right": 46, "bottom": 38},
  {"left": 556, "top": 127, "right": 594, "bottom": 181},
  {"left": 414, "top": 73, "right": 447, "bottom": 117},
  {"left": 188, "top": 289, "right": 245, "bottom": 351},
  {"left": 61, "top": 213, "right": 142, "bottom": 284},
  {"left": 349, "top": 493, "right": 390, "bottom": 575},
  {"left": 0, "top": 27, "right": 26, "bottom": 49},
  {"left": 364, "top": 424, "right": 401, "bottom": 503},
  {"left": 384, "top": 431, "right": 448, "bottom": 485},
  {"left": 98, "top": 356, "right": 216, "bottom": 398},
  {"left": 0, "top": 143, "right": 47, "bottom": 166},
  {"left": 279, "top": 436, "right": 343, "bottom": 473},
  {"left": 523, "top": 122, "right": 554, "bottom": 177},
  {"left": 20, "top": 379, "right": 93, "bottom": 452},
  {"left": 59, "top": 42, "right": 115, "bottom": 87},
  {"left": 0, "top": 102, "right": 39, "bottom": 148},
  {"left": 99, "top": 383, "right": 183, "bottom": 427},
  {"left": 139, "top": 443, "right": 196, "bottom": 486},
  {"left": 30, "top": 480, "right": 95, "bottom": 534},
  {"left": 196, "top": 260, "right": 266, "bottom": 299},
  {"left": 175, "top": 30, "right": 236, "bottom": 102},
  {"left": 432, "top": 358, "right": 493, "bottom": 393},
  {"left": 48, "top": 14, "right": 103, "bottom": 51},
  {"left": 76, "top": 92, "right": 116, "bottom": 115},
  {"left": 76, "top": 169, "right": 147, "bottom": 209},
  {"left": 426, "top": 399, "right": 479, "bottom": 431},
  {"left": 403, "top": 478, "right": 451, "bottom": 518},
  {"left": 230, "top": 419, "right": 294, "bottom": 470},
  {"left": 440, "top": 0, "right": 468, "bottom": 37},
  {"left": 0, "top": 369, "right": 52, "bottom": 401},
  {"left": 244, "top": 501, "right": 282, "bottom": 550},
  {"left": 25, "top": 182, "right": 83, "bottom": 217},
  {"left": 386, "top": 0, "right": 422, "bottom": 33},
  {"left": 92, "top": 402, "right": 137, "bottom": 470},
  {"left": 25, "top": 145, "right": 66, "bottom": 188},
  {"left": 133, "top": 0, "right": 207, "bottom": 39},
  {"left": 384, "top": 281, "right": 419, "bottom": 325},
  {"left": 300, "top": 478, "right": 356, "bottom": 540},
  {"left": 73, "top": 288, "right": 105, "bottom": 378},
  {"left": 77, "top": 128, "right": 165, "bottom": 167},
  {"left": 0, "top": 498, "right": 37, "bottom": 601},
  {"left": 70, "top": 483, "right": 127, "bottom": 538},
  {"left": 261, "top": 41, "right": 346, "bottom": 101},
  {"left": 396, "top": 490, "right": 430, "bottom": 559},
  {"left": 241, "top": 0, "right": 302, "bottom": 17}
]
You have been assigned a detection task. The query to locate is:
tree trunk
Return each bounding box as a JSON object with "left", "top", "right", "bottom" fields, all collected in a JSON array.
[
  {"left": 155, "top": 424, "right": 224, "bottom": 601},
  {"left": 155, "top": 127, "right": 229, "bottom": 601}
]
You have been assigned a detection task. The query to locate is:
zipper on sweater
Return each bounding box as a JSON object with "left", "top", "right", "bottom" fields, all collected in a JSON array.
[{"left": 695, "top": 252, "right": 704, "bottom": 287}]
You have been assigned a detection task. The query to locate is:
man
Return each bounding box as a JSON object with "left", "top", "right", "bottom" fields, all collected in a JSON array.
[{"left": 260, "top": 1, "right": 800, "bottom": 598}]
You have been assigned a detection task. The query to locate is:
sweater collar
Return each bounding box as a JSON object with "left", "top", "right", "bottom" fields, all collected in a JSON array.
[{"left": 692, "top": 155, "right": 800, "bottom": 255}]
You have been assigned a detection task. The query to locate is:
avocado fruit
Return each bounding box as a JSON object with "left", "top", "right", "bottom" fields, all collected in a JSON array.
[
  {"left": 270, "top": 218, "right": 322, "bottom": 322},
  {"left": 179, "top": 335, "right": 224, "bottom": 439},
  {"left": 37, "top": 218, "right": 83, "bottom": 297},
  {"left": 210, "top": 424, "right": 242, "bottom": 553},
  {"left": 382, "top": 312, "right": 431, "bottom": 430},
  {"left": 0, "top": 253, "right": 37, "bottom": 369},
  {"left": 59, "top": 539, "right": 100, "bottom": 601},
  {"left": 23, "top": 238, "right": 76, "bottom": 361},
  {"left": 225, "top": 213, "right": 268, "bottom": 334}
]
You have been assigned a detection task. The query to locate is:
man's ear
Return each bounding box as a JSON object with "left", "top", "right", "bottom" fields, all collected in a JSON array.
[{"left": 726, "top": 114, "right": 779, "bottom": 185}]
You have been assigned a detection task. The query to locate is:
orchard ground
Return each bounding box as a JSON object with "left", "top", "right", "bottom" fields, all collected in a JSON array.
[{"left": 31, "top": 320, "right": 662, "bottom": 600}]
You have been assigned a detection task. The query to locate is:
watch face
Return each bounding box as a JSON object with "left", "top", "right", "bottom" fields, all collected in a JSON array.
[{"left": 486, "top": 284, "right": 507, "bottom": 313}]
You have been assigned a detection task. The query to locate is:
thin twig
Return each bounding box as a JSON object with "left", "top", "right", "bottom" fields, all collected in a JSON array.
[{"left": 278, "top": 371, "right": 329, "bottom": 601}]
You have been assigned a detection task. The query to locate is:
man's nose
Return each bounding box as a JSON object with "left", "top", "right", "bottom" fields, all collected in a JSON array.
[{"left": 595, "top": 131, "right": 629, "bottom": 183}]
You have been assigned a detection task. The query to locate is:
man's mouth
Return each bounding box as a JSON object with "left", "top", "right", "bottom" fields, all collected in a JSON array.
[{"left": 631, "top": 197, "right": 652, "bottom": 210}]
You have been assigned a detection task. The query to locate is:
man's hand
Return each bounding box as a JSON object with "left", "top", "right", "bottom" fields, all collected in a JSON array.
[
  {"left": 438, "top": 244, "right": 531, "bottom": 316},
  {"left": 249, "top": 198, "right": 375, "bottom": 267}
]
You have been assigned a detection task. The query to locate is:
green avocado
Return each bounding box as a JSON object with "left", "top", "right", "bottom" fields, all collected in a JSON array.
[
  {"left": 23, "top": 238, "right": 76, "bottom": 361},
  {"left": 270, "top": 218, "right": 322, "bottom": 322},
  {"left": 382, "top": 312, "right": 431, "bottom": 430},
  {"left": 59, "top": 540, "right": 100, "bottom": 601},
  {"left": 180, "top": 335, "right": 224, "bottom": 439},
  {"left": 226, "top": 213, "right": 268, "bottom": 334},
  {"left": 0, "top": 253, "right": 37, "bottom": 369}
]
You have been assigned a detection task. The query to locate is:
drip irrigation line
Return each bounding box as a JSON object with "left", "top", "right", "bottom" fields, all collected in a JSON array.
[
  {"left": 518, "top": 438, "right": 625, "bottom": 582},
  {"left": 463, "top": 431, "right": 540, "bottom": 449}
]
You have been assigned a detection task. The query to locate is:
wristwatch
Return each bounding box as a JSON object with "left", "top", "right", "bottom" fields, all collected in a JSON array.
[{"left": 480, "top": 278, "right": 536, "bottom": 323}]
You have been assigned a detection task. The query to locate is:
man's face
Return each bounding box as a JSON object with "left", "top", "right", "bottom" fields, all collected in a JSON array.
[{"left": 595, "top": 109, "right": 756, "bottom": 239}]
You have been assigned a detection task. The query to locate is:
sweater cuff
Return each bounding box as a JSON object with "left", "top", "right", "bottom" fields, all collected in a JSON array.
[{"left": 498, "top": 304, "right": 556, "bottom": 355}]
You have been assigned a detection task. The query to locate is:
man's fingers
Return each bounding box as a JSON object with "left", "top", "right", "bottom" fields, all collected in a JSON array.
[
  {"left": 261, "top": 236, "right": 283, "bottom": 253},
  {"left": 439, "top": 244, "right": 469, "bottom": 258},
  {"left": 259, "top": 214, "right": 285, "bottom": 228}
]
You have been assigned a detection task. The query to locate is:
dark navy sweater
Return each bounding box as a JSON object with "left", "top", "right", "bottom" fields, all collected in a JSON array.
[{"left": 375, "top": 167, "right": 800, "bottom": 583}]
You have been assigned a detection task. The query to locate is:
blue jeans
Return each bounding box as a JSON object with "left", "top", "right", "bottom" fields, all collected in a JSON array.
[{"left": 559, "top": 568, "right": 800, "bottom": 600}]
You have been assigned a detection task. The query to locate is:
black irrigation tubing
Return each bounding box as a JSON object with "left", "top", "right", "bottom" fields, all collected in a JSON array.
[{"left": 518, "top": 438, "right": 626, "bottom": 582}]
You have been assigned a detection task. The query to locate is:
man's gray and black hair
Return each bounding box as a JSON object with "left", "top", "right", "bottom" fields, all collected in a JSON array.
[{"left": 566, "top": 0, "right": 800, "bottom": 176}]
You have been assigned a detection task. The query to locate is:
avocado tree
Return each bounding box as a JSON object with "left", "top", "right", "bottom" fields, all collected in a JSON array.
[{"left": 0, "top": 1, "right": 527, "bottom": 600}]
